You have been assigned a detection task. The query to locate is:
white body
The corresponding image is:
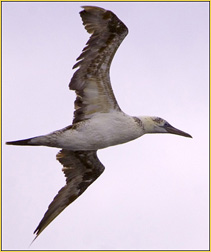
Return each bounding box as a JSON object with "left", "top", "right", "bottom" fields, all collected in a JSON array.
[{"left": 31, "top": 112, "right": 144, "bottom": 150}]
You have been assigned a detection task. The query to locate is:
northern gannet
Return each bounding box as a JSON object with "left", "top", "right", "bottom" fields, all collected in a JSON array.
[{"left": 6, "top": 6, "right": 192, "bottom": 239}]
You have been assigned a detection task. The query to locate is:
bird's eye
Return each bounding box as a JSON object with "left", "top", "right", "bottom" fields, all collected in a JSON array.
[{"left": 164, "top": 122, "right": 169, "bottom": 127}]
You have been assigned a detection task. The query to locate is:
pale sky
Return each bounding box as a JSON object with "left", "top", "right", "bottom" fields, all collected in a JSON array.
[{"left": 2, "top": 1, "right": 209, "bottom": 250}]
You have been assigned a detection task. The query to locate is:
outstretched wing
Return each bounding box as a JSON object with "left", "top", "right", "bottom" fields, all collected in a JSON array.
[
  {"left": 70, "top": 6, "right": 128, "bottom": 124},
  {"left": 33, "top": 150, "right": 105, "bottom": 239}
]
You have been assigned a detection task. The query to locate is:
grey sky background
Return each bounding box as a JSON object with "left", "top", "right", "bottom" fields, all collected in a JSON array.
[{"left": 2, "top": 2, "right": 209, "bottom": 250}]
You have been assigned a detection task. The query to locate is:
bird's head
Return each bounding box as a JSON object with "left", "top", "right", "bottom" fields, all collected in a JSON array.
[{"left": 139, "top": 116, "right": 192, "bottom": 138}]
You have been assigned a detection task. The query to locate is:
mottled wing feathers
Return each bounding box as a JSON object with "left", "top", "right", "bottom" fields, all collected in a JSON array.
[
  {"left": 69, "top": 6, "right": 128, "bottom": 124},
  {"left": 33, "top": 150, "right": 105, "bottom": 238},
  {"left": 33, "top": 6, "right": 126, "bottom": 239}
]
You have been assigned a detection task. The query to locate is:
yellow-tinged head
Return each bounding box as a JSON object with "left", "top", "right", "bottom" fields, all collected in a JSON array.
[{"left": 139, "top": 116, "right": 192, "bottom": 138}]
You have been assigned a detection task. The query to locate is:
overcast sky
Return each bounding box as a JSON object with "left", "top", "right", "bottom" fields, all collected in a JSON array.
[{"left": 2, "top": 1, "right": 209, "bottom": 250}]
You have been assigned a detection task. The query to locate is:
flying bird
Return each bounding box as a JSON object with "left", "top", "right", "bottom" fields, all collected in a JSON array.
[{"left": 6, "top": 6, "right": 192, "bottom": 239}]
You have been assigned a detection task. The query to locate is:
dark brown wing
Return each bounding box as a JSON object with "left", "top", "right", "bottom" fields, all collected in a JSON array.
[
  {"left": 33, "top": 150, "right": 105, "bottom": 239},
  {"left": 69, "top": 6, "right": 128, "bottom": 124}
]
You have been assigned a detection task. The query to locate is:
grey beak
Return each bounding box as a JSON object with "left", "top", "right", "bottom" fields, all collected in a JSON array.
[{"left": 166, "top": 125, "right": 192, "bottom": 138}]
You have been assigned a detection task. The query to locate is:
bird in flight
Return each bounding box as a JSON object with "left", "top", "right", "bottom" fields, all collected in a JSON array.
[{"left": 6, "top": 6, "right": 192, "bottom": 239}]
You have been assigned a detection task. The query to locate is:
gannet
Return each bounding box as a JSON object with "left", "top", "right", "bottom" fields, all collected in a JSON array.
[{"left": 6, "top": 6, "right": 192, "bottom": 239}]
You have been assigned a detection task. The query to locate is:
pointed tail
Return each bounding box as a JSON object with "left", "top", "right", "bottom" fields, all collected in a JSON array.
[{"left": 6, "top": 137, "right": 38, "bottom": 146}]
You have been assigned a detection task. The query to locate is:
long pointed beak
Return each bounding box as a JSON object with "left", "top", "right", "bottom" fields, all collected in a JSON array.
[{"left": 166, "top": 125, "right": 192, "bottom": 138}]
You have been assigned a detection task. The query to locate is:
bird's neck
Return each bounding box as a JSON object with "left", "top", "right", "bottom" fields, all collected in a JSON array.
[{"left": 138, "top": 116, "right": 159, "bottom": 134}]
